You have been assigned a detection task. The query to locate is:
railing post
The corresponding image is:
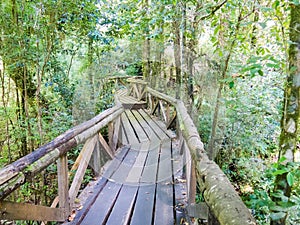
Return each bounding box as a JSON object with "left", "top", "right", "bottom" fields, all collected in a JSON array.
[{"left": 57, "top": 154, "right": 70, "bottom": 220}]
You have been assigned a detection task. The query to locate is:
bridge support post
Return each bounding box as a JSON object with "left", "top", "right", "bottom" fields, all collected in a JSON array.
[{"left": 57, "top": 154, "right": 70, "bottom": 220}]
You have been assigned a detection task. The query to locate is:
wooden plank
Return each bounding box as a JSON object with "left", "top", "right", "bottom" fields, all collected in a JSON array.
[
  {"left": 131, "top": 110, "right": 156, "bottom": 141},
  {"left": 167, "top": 111, "right": 177, "bottom": 130},
  {"left": 110, "top": 148, "right": 139, "bottom": 184},
  {"left": 133, "top": 83, "right": 141, "bottom": 99},
  {"left": 154, "top": 183, "right": 175, "bottom": 225},
  {"left": 151, "top": 100, "right": 159, "bottom": 115},
  {"left": 189, "top": 160, "right": 197, "bottom": 204},
  {"left": 81, "top": 145, "right": 138, "bottom": 225},
  {"left": 172, "top": 140, "right": 188, "bottom": 225},
  {"left": 111, "top": 115, "right": 121, "bottom": 150},
  {"left": 126, "top": 141, "right": 150, "bottom": 184},
  {"left": 140, "top": 141, "right": 160, "bottom": 184},
  {"left": 126, "top": 110, "right": 149, "bottom": 142},
  {"left": 89, "top": 139, "right": 102, "bottom": 176},
  {"left": 184, "top": 141, "right": 192, "bottom": 203},
  {"left": 157, "top": 140, "right": 173, "bottom": 183},
  {"left": 130, "top": 184, "right": 156, "bottom": 225},
  {"left": 159, "top": 100, "right": 167, "bottom": 122},
  {"left": 69, "top": 136, "right": 97, "bottom": 206},
  {"left": 139, "top": 109, "right": 170, "bottom": 141},
  {"left": 98, "top": 132, "right": 114, "bottom": 158},
  {"left": 102, "top": 146, "right": 130, "bottom": 179},
  {"left": 120, "top": 119, "right": 129, "bottom": 145},
  {"left": 106, "top": 185, "right": 138, "bottom": 225},
  {"left": 148, "top": 93, "right": 153, "bottom": 113},
  {"left": 57, "top": 154, "right": 70, "bottom": 218},
  {"left": 0, "top": 201, "right": 65, "bottom": 221},
  {"left": 80, "top": 181, "right": 122, "bottom": 225},
  {"left": 121, "top": 112, "right": 140, "bottom": 144},
  {"left": 154, "top": 139, "right": 174, "bottom": 225},
  {"left": 108, "top": 121, "right": 114, "bottom": 152}
]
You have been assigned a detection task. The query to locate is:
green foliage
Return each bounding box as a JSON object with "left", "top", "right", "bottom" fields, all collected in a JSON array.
[{"left": 238, "top": 158, "right": 300, "bottom": 224}]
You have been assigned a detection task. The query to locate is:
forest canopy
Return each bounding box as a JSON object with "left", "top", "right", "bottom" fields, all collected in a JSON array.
[{"left": 0, "top": 0, "right": 300, "bottom": 224}]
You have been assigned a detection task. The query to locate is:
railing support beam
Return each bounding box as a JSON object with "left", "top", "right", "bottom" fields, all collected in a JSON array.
[{"left": 57, "top": 154, "right": 70, "bottom": 220}]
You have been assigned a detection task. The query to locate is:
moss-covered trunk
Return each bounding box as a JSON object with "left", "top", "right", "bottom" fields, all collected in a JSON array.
[{"left": 271, "top": 4, "right": 300, "bottom": 225}]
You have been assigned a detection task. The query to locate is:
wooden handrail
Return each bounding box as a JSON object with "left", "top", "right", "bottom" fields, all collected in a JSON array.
[
  {"left": 0, "top": 104, "right": 124, "bottom": 222},
  {"left": 0, "top": 105, "right": 123, "bottom": 200},
  {"left": 128, "top": 81, "right": 256, "bottom": 225},
  {"left": 0, "top": 77, "right": 256, "bottom": 224}
]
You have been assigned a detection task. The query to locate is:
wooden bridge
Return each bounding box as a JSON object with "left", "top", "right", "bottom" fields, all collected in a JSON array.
[{"left": 0, "top": 77, "right": 256, "bottom": 225}]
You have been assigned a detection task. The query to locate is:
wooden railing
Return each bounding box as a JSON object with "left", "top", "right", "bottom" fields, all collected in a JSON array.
[
  {"left": 0, "top": 105, "right": 124, "bottom": 222},
  {"left": 127, "top": 77, "right": 256, "bottom": 225},
  {"left": 0, "top": 76, "right": 256, "bottom": 225}
]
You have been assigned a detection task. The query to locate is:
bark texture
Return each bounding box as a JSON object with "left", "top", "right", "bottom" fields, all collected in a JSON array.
[{"left": 271, "top": 4, "right": 300, "bottom": 225}]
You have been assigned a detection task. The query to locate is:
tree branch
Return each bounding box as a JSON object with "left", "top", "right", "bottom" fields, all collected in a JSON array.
[{"left": 198, "top": 0, "right": 228, "bottom": 21}]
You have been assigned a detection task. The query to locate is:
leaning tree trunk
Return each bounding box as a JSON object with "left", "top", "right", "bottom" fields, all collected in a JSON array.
[{"left": 271, "top": 4, "right": 300, "bottom": 225}]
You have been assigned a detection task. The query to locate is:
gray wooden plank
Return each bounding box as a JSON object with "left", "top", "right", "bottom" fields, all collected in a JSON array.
[
  {"left": 121, "top": 112, "right": 140, "bottom": 144},
  {"left": 154, "top": 139, "right": 175, "bottom": 225},
  {"left": 126, "top": 141, "right": 150, "bottom": 184},
  {"left": 102, "top": 146, "right": 130, "bottom": 179},
  {"left": 70, "top": 177, "right": 108, "bottom": 224},
  {"left": 138, "top": 109, "right": 170, "bottom": 141},
  {"left": 157, "top": 140, "right": 173, "bottom": 183},
  {"left": 130, "top": 185, "right": 156, "bottom": 225},
  {"left": 140, "top": 142, "right": 160, "bottom": 184},
  {"left": 131, "top": 110, "right": 159, "bottom": 142},
  {"left": 154, "top": 183, "right": 175, "bottom": 225},
  {"left": 110, "top": 148, "right": 139, "bottom": 184},
  {"left": 120, "top": 119, "right": 129, "bottom": 145},
  {"left": 80, "top": 181, "right": 122, "bottom": 225},
  {"left": 106, "top": 185, "right": 138, "bottom": 225},
  {"left": 126, "top": 110, "right": 149, "bottom": 142},
  {"left": 172, "top": 139, "right": 188, "bottom": 225}
]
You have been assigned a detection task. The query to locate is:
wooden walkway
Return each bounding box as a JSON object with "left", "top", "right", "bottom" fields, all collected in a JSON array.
[
  {"left": 0, "top": 78, "right": 256, "bottom": 225},
  {"left": 70, "top": 109, "right": 187, "bottom": 225}
]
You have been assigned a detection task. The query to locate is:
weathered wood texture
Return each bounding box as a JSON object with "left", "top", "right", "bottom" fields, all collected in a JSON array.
[
  {"left": 57, "top": 154, "right": 70, "bottom": 219},
  {"left": 142, "top": 85, "right": 256, "bottom": 225},
  {"left": 0, "top": 106, "right": 124, "bottom": 199},
  {"left": 0, "top": 201, "right": 65, "bottom": 221},
  {"left": 70, "top": 109, "right": 186, "bottom": 225}
]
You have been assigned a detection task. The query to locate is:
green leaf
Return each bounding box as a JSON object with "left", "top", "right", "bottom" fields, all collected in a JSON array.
[
  {"left": 270, "top": 212, "right": 286, "bottom": 221},
  {"left": 229, "top": 81, "right": 234, "bottom": 89},
  {"left": 278, "top": 157, "right": 287, "bottom": 163},
  {"left": 258, "top": 70, "right": 264, "bottom": 76},
  {"left": 272, "top": 169, "right": 288, "bottom": 175},
  {"left": 270, "top": 205, "right": 288, "bottom": 212},
  {"left": 286, "top": 172, "right": 294, "bottom": 186},
  {"left": 266, "top": 63, "right": 280, "bottom": 69}
]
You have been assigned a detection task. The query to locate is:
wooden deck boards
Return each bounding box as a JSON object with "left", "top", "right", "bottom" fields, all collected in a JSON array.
[{"left": 72, "top": 109, "right": 187, "bottom": 225}]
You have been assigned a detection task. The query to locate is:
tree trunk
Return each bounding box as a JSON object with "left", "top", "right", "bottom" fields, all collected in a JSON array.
[
  {"left": 208, "top": 12, "right": 242, "bottom": 160},
  {"left": 142, "top": 0, "right": 150, "bottom": 80},
  {"left": 271, "top": 4, "right": 300, "bottom": 225},
  {"left": 173, "top": 3, "right": 181, "bottom": 99}
]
